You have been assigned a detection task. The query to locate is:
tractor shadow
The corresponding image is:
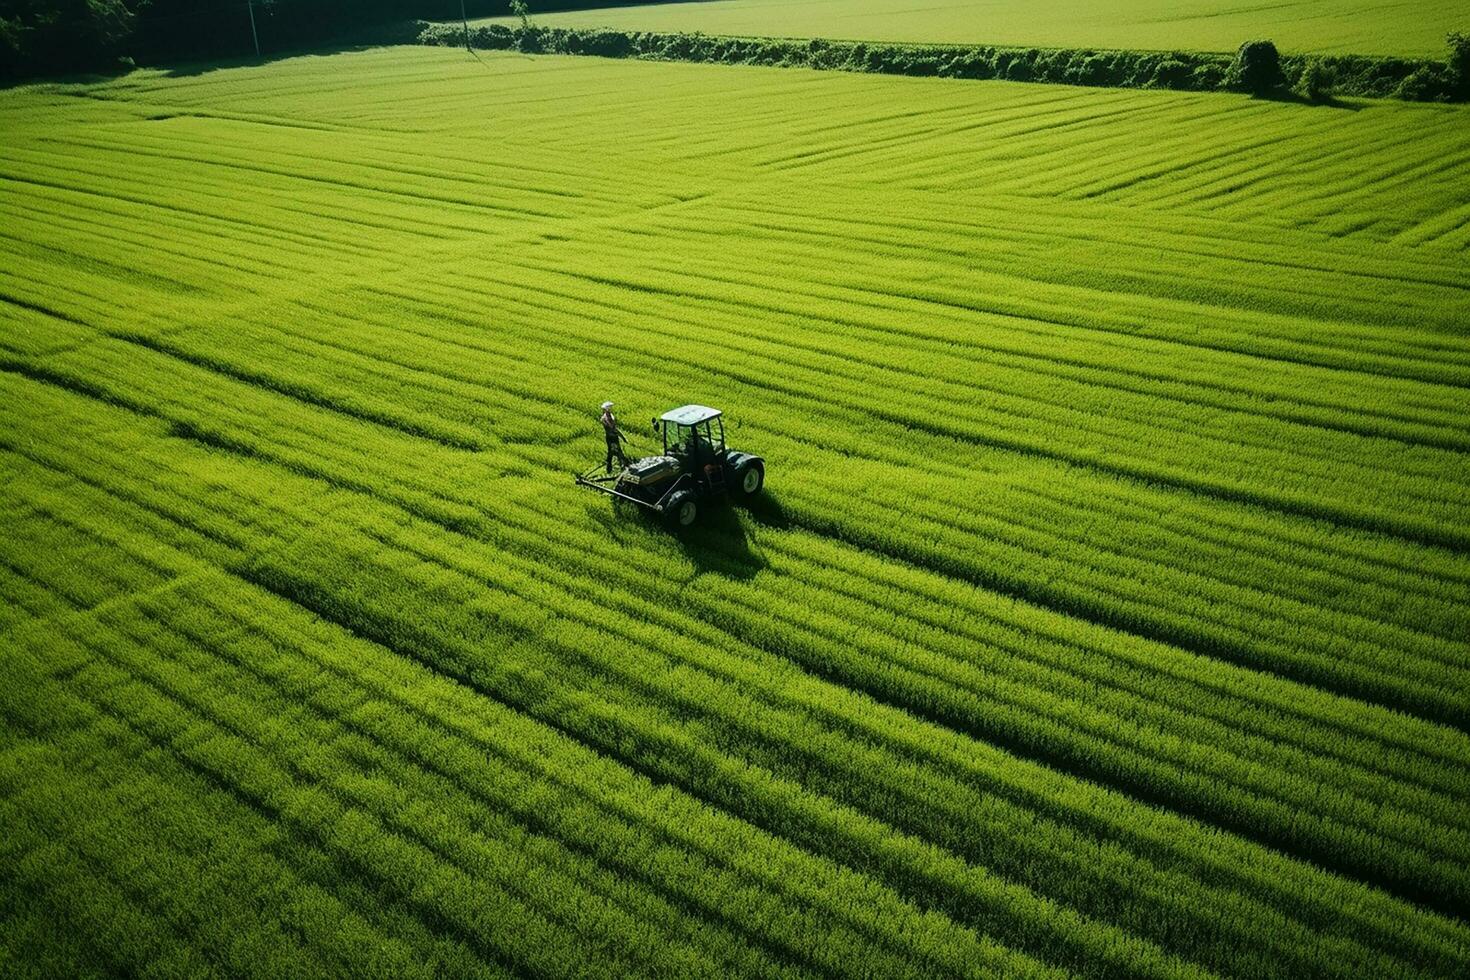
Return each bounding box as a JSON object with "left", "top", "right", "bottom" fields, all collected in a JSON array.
[
  {"left": 611, "top": 496, "right": 769, "bottom": 581},
  {"left": 671, "top": 504, "right": 766, "bottom": 582},
  {"left": 742, "top": 493, "right": 796, "bottom": 532}
]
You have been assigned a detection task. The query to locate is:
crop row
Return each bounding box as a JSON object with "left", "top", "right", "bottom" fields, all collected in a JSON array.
[
  {"left": 4, "top": 567, "right": 1054, "bottom": 978},
  {"left": 25, "top": 296, "right": 1470, "bottom": 714},
  {"left": 5, "top": 357, "right": 1464, "bottom": 811},
  {"left": 471, "top": 252, "right": 1470, "bottom": 540},
  {"left": 257, "top": 272, "right": 1470, "bottom": 610},
  {"left": 5, "top": 364, "right": 1464, "bottom": 975},
  {"left": 160, "top": 236, "right": 1470, "bottom": 590},
  {"left": 16, "top": 48, "right": 1470, "bottom": 247},
  {"left": 14, "top": 179, "right": 1470, "bottom": 655},
  {"left": 660, "top": 195, "right": 1470, "bottom": 380},
  {"left": 2, "top": 352, "right": 1470, "bottom": 975},
  {"left": 14, "top": 277, "right": 1470, "bottom": 787},
  {"left": 0, "top": 489, "right": 1411, "bottom": 979},
  {"left": 352, "top": 266, "right": 1469, "bottom": 707},
  {"left": 5, "top": 49, "right": 1469, "bottom": 977}
]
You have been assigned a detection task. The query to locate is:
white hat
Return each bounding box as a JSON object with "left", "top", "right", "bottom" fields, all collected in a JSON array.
[{"left": 601, "top": 401, "right": 614, "bottom": 410}]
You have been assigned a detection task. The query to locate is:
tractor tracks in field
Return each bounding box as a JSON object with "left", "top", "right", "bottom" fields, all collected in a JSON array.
[{"left": 9, "top": 329, "right": 1470, "bottom": 953}]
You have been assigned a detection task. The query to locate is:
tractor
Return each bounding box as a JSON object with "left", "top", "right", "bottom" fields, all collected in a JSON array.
[{"left": 575, "top": 404, "right": 764, "bottom": 528}]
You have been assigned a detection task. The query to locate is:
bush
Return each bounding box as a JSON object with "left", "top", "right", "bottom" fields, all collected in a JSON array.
[
  {"left": 1449, "top": 30, "right": 1469, "bottom": 96},
  {"left": 1396, "top": 64, "right": 1455, "bottom": 101},
  {"left": 1191, "top": 61, "right": 1228, "bottom": 90},
  {"left": 1315, "top": 54, "right": 1417, "bottom": 99},
  {"left": 589, "top": 29, "right": 632, "bottom": 58},
  {"left": 1, "top": 0, "right": 139, "bottom": 79},
  {"left": 1069, "top": 53, "right": 1115, "bottom": 87},
  {"left": 1230, "top": 39, "right": 1284, "bottom": 94},
  {"left": 1294, "top": 58, "right": 1329, "bottom": 101},
  {"left": 945, "top": 49, "right": 993, "bottom": 80},
  {"left": 467, "top": 24, "right": 514, "bottom": 49},
  {"left": 1120, "top": 52, "right": 1160, "bottom": 88},
  {"left": 515, "top": 25, "right": 546, "bottom": 53},
  {"left": 1149, "top": 57, "right": 1194, "bottom": 90},
  {"left": 807, "top": 37, "right": 846, "bottom": 70}
]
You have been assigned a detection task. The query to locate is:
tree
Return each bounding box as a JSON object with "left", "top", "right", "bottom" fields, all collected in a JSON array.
[
  {"left": 1448, "top": 30, "right": 1469, "bottom": 97},
  {"left": 0, "top": 0, "right": 140, "bottom": 78},
  {"left": 1230, "top": 39, "right": 1284, "bottom": 95}
]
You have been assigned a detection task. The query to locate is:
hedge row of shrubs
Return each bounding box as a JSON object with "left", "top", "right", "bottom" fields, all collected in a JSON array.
[{"left": 419, "top": 23, "right": 1470, "bottom": 103}]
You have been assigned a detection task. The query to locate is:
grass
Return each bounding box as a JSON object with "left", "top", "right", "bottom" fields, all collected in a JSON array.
[
  {"left": 472, "top": 0, "right": 1470, "bottom": 57},
  {"left": 2, "top": 44, "right": 1469, "bottom": 977}
]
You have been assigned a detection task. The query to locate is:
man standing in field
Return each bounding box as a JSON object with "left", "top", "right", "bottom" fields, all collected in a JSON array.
[{"left": 601, "top": 400, "right": 628, "bottom": 473}]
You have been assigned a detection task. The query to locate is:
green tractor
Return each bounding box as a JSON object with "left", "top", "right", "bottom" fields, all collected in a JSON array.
[{"left": 575, "top": 404, "right": 765, "bottom": 528}]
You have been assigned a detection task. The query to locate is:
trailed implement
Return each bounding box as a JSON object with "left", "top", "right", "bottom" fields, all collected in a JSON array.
[{"left": 575, "top": 404, "right": 764, "bottom": 528}]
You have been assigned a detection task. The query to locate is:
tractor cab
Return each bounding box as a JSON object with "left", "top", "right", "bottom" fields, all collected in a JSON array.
[{"left": 653, "top": 404, "right": 725, "bottom": 466}]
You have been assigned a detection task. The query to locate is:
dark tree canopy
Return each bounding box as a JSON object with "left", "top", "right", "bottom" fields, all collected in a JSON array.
[
  {"left": 1449, "top": 30, "right": 1469, "bottom": 95},
  {"left": 1231, "top": 39, "right": 1284, "bottom": 94},
  {"left": 1, "top": 0, "right": 141, "bottom": 77},
  {"left": 0, "top": 0, "right": 517, "bottom": 77}
]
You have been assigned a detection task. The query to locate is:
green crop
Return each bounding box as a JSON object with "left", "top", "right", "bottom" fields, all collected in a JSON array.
[{"left": 2, "top": 45, "right": 1469, "bottom": 978}]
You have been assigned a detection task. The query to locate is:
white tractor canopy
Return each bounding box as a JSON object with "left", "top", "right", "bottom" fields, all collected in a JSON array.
[
  {"left": 659, "top": 405, "right": 722, "bottom": 425},
  {"left": 654, "top": 405, "right": 726, "bottom": 456}
]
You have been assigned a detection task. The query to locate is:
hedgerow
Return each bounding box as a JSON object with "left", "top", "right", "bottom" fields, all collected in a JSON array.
[{"left": 419, "top": 22, "right": 1470, "bottom": 101}]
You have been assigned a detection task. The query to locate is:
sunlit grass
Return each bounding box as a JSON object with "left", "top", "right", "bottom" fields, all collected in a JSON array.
[{"left": 2, "top": 46, "right": 1468, "bottom": 978}]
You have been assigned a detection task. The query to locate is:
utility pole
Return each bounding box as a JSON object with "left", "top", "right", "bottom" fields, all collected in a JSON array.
[
  {"left": 461, "top": 0, "right": 471, "bottom": 51},
  {"left": 247, "top": 0, "right": 261, "bottom": 59}
]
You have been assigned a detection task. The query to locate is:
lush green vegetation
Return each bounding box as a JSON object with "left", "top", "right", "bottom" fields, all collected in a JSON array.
[
  {"left": 424, "top": 23, "right": 1470, "bottom": 101},
  {"left": 0, "top": 1, "right": 498, "bottom": 78},
  {"left": 474, "top": 0, "right": 1469, "bottom": 57},
  {"left": 2, "top": 44, "right": 1469, "bottom": 977}
]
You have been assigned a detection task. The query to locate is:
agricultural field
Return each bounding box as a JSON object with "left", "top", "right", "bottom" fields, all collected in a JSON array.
[
  {"left": 3, "top": 43, "right": 1470, "bottom": 978},
  {"left": 474, "top": 0, "right": 1469, "bottom": 56}
]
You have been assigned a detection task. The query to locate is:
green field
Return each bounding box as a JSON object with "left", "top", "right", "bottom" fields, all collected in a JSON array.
[
  {"left": 3, "top": 43, "right": 1470, "bottom": 977},
  {"left": 476, "top": 0, "right": 1469, "bottom": 56}
]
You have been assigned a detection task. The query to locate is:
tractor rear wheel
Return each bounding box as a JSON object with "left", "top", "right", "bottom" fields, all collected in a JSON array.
[
  {"left": 664, "top": 490, "right": 699, "bottom": 528},
  {"left": 736, "top": 461, "right": 764, "bottom": 498}
]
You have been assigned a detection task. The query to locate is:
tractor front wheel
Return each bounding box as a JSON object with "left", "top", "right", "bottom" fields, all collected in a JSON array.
[
  {"left": 664, "top": 490, "right": 699, "bottom": 529},
  {"left": 736, "top": 461, "right": 764, "bottom": 498}
]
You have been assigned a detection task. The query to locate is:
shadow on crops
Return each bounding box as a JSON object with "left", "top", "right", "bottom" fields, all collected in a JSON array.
[
  {"left": 1253, "top": 89, "right": 1365, "bottom": 111},
  {"left": 155, "top": 41, "right": 409, "bottom": 79},
  {"left": 597, "top": 495, "right": 766, "bottom": 581},
  {"left": 142, "top": 17, "right": 428, "bottom": 79},
  {"left": 0, "top": 69, "right": 125, "bottom": 92},
  {"left": 672, "top": 503, "right": 766, "bottom": 582},
  {"left": 742, "top": 493, "right": 796, "bottom": 533}
]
